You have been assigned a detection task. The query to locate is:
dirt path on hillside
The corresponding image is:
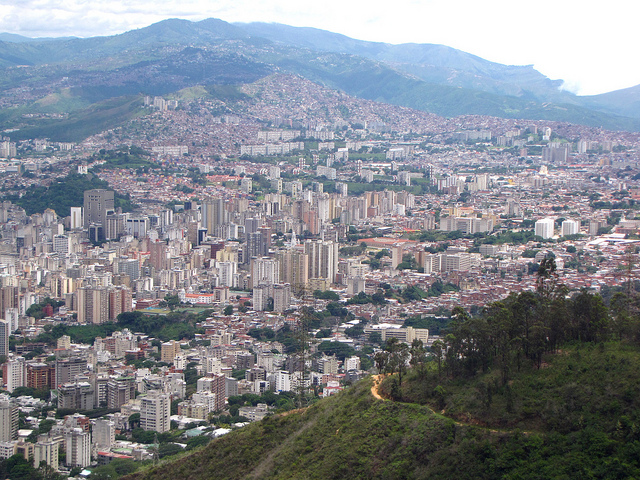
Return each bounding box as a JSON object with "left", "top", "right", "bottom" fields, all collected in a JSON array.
[
  {"left": 370, "top": 374, "right": 531, "bottom": 435},
  {"left": 371, "top": 374, "right": 386, "bottom": 400}
]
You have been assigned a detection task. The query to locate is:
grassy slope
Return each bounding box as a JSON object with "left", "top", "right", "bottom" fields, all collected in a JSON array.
[
  {"left": 124, "top": 348, "right": 640, "bottom": 480},
  {"left": 383, "top": 342, "right": 640, "bottom": 435}
]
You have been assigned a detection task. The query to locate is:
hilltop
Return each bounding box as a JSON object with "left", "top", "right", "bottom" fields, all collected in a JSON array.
[
  {"left": 121, "top": 285, "right": 640, "bottom": 480},
  {"left": 122, "top": 340, "right": 640, "bottom": 480}
]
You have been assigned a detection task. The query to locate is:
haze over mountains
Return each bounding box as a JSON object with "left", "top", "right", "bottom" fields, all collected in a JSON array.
[{"left": 1, "top": 17, "right": 639, "bottom": 138}]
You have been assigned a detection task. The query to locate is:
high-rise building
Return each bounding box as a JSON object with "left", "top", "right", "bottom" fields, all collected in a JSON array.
[
  {"left": 202, "top": 197, "right": 226, "bottom": 235},
  {"left": 276, "top": 249, "right": 309, "bottom": 295},
  {"left": 83, "top": 189, "right": 114, "bottom": 229},
  {"left": 273, "top": 284, "right": 291, "bottom": 313},
  {"left": 535, "top": 218, "right": 555, "bottom": 239},
  {"left": 76, "top": 287, "right": 109, "bottom": 324},
  {"left": 561, "top": 219, "right": 580, "bottom": 237},
  {"left": 0, "top": 398, "right": 18, "bottom": 441},
  {"left": 93, "top": 418, "right": 115, "bottom": 450},
  {"left": 55, "top": 357, "right": 87, "bottom": 388},
  {"left": 58, "top": 382, "right": 95, "bottom": 410},
  {"left": 107, "top": 376, "right": 136, "bottom": 409},
  {"left": 33, "top": 439, "right": 58, "bottom": 471},
  {"left": 5, "top": 357, "right": 25, "bottom": 393},
  {"left": 70, "top": 207, "right": 83, "bottom": 230},
  {"left": 140, "top": 391, "right": 171, "bottom": 433},
  {"left": 0, "top": 320, "right": 8, "bottom": 358},
  {"left": 65, "top": 428, "right": 91, "bottom": 468},
  {"left": 304, "top": 240, "right": 338, "bottom": 284},
  {"left": 161, "top": 340, "right": 181, "bottom": 363},
  {"left": 26, "top": 363, "right": 54, "bottom": 390}
]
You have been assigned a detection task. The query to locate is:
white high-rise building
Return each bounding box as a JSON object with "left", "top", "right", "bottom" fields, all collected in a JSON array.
[
  {"left": 70, "top": 207, "right": 83, "bottom": 230},
  {"left": 561, "top": 219, "right": 579, "bottom": 237},
  {"left": 535, "top": 218, "right": 555, "bottom": 239},
  {"left": 65, "top": 428, "right": 91, "bottom": 468},
  {"left": 217, "top": 261, "right": 237, "bottom": 288},
  {"left": 93, "top": 418, "right": 115, "bottom": 450},
  {"left": 33, "top": 440, "right": 58, "bottom": 471},
  {"left": 140, "top": 391, "right": 171, "bottom": 433},
  {"left": 274, "top": 371, "right": 291, "bottom": 392},
  {"left": 4, "top": 309, "right": 18, "bottom": 333},
  {"left": 0, "top": 398, "right": 18, "bottom": 441},
  {"left": 5, "top": 357, "right": 25, "bottom": 393}
]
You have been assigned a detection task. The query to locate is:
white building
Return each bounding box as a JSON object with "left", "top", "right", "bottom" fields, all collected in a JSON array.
[
  {"left": 65, "top": 428, "right": 91, "bottom": 468},
  {"left": 535, "top": 218, "right": 555, "bottom": 239},
  {"left": 5, "top": 357, "right": 25, "bottom": 393},
  {"left": 274, "top": 371, "right": 291, "bottom": 392},
  {"left": 33, "top": 440, "right": 58, "bottom": 471},
  {"left": 561, "top": 219, "right": 579, "bottom": 237},
  {"left": 140, "top": 391, "right": 171, "bottom": 433},
  {"left": 0, "top": 398, "right": 18, "bottom": 441},
  {"left": 93, "top": 418, "right": 115, "bottom": 450}
]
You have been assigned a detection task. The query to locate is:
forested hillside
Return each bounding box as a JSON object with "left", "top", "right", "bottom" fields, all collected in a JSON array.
[{"left": 123, "top": 259, "right": 640, "bottom": 479}]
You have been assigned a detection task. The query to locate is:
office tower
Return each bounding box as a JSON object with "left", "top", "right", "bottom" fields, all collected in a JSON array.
[
  {"left": 140, "top": 391, "right": 171, "bottom": 433},
  {"left": 83, "top": 189, "right": 114, "bottom": 229},
  {"left": 65, "top": 428, "right": 91, "bottom": 468},
  {"left": 70, "top": 207, "right": 83, "bottom": 230},
  {"left": 0, "top": 398, "right": 18, "bottom": 441},
  {"left": 202, "top": 197, "right": 226, "bottom": 235}
]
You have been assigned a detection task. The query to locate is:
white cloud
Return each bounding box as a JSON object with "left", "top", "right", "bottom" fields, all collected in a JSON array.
[{"left": 0, "top": 0, "right": 638, "bottom": 95}]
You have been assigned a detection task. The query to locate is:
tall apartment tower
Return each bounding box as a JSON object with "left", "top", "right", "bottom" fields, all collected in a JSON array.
[
  {"left": 83, "top": 189, "right": 115, "bottom": 229},
  {"left": 0, "top": 319, "right": 9, "bottom": 357},
  {"left": 55, "top": 357, "right": 87, "bottom": 387},
  {"left": 65, "top": 428, "right": 91, "bottom": 468},
  {"left": 202, "top": 197, "right": 226, "bottom": 235},
  {"left": 0, "top": 398, "right": 18, "bottom": 441},
  {"left": 140, "top": 391, "right": 171, "bottom": 433}
]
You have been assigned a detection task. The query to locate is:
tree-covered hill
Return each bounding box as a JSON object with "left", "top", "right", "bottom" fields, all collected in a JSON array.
[
  {"left": 4, "top": 171, "right": 136, "bottom": 216},
  {"left": 123, "top": 261, "right": 640, "bottom": 480}
]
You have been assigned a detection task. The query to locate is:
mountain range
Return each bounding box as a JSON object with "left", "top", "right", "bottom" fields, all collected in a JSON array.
[{"left": 1, "top": 17, "right": 639, "bottom": 141}]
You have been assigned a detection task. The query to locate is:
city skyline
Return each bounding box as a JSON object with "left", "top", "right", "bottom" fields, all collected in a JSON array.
[{"left": 0, "top": 0, "right": 638, "bottom": 96}]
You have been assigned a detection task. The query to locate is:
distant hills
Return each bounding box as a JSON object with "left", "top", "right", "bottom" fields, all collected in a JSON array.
[{"left": 1, "top": 17, "right": 640, "bottom": 140}]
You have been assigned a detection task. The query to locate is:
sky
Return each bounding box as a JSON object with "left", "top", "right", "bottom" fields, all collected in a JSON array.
[{"left": 0, "top": 0, "right": 638, "bottom": 96}]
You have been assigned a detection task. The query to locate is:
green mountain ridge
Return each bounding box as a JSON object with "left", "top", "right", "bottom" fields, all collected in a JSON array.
[{"left": 1, "top": 17, "right": 640, "bottom": 138}]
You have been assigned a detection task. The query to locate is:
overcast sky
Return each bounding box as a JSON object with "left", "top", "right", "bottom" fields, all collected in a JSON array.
[{"left": 0, "top": 0, "right": 638, "bottom": 96}]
